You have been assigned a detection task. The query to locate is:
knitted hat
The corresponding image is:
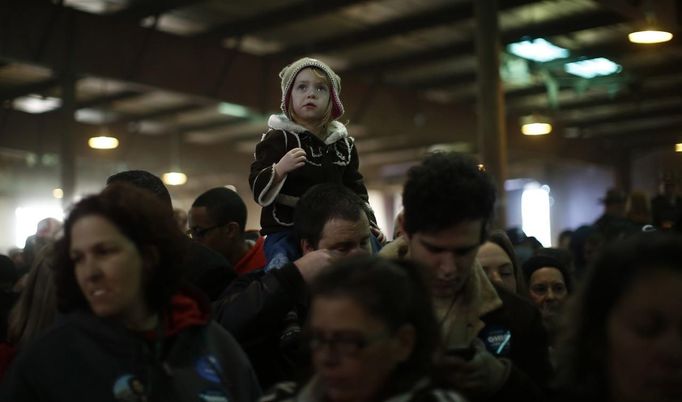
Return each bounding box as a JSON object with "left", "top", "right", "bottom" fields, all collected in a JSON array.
[{"left": 279, "top": 57, "right": 344, "bottom": 120}]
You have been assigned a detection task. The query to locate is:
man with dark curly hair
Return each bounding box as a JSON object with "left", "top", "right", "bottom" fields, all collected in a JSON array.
[{"left": 381, "top": 152, "right": 551, "bottom": 402}]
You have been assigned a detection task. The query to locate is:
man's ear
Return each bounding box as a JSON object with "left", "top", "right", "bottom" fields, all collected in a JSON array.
[
  {"left": 300, "top": 239, "right": 315, "bottom": 255},
  {"left": 224, "top": 222, "right": 240, "bottom": 238},
  {"left": 399, "top": 215, "right": 409, "bottom": 240}
]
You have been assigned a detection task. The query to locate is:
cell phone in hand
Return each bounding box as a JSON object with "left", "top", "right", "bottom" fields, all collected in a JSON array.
[{"left": 446, "top": 345, "right": 475, "bottom": 361}]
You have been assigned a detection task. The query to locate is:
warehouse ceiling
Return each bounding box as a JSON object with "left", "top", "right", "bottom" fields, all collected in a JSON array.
[{"left": 0, "top": 0, "right": 680, "bottom": 199}]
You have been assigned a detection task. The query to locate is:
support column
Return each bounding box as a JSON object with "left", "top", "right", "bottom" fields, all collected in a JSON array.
[
  {"left": 59, "top": 74, "right": 76, "bottom": 209},
  {"left": 475, "top": 0, "right": 507, "bottom": 227}
]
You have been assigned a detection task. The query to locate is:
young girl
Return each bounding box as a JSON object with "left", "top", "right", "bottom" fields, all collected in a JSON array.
[{"left": 249, "top": 57, "right": 379, "bottom": 270}]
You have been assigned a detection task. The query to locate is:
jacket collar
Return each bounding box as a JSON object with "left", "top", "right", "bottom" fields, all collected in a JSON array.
[
  {"left": 380, "top": 236, "right": 503, "bottom": 343},
  {"left": 267, "top": 113, "right": 348, "bottom": 145}
]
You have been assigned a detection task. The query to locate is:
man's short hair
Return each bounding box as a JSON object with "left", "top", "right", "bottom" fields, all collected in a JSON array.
[
  {"left": 106, "top": 170, "right": 172, "bottom": 212},
  {"left": 192, "top": 187, "right": 247, "bottom": 233},
  {"left": 294, "top": 183, "right": 367, "bottom": 248},
  {"left": 402, "top": 152, "right": 496, "bottom": 236}
]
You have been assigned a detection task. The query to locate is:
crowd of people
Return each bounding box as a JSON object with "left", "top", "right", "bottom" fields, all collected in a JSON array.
[{"left": 0, "top": 57, "right": 680, "bottom": 402}]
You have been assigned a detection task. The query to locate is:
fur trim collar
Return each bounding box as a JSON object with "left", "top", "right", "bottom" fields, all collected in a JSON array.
[{"left": 267, "top": 114, "right": 348, "bottom": 145}]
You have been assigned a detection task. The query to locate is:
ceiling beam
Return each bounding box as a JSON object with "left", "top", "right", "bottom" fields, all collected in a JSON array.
[
  {"left": 278, "top": 2, "right": 475, "bottom": 58},
  {"left": 0, "top": 77, "right": 60, "bottom": 102},
  {"left": 509, "top": 83, "right": 682, "bottom": 115},
  {"left": 114, "top": 103, "right": 208, "bottom": 123},
  {"left": 0, "top": 0, "right": 475, "bottom": 148},
  {"left": 109, "top": 0, "right": 201, "bottom": 21},
  {"left": 580, "top": 115, "right": 682, "bottom": 138},
  {"left": 74, "top": 89, "right": 144, "bottom": 109},
  {"left": 176, "top": 116, "right": 245, "bottom": 133},
  {"left": 346, "top": 7, "right": 627, "bottom": 75},
  {"left": 195, "top": 0, "right": 371, "bottom": 40},
  {"left": 567, "top": 105, "right": 682, "bottom": 129}
]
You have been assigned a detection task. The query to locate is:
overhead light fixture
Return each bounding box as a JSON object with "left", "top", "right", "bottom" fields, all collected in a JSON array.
[
  {"left": 218, "top": 102, "right": 251, "bottom": 118},
  {"left": 52, "top": 188, "right": 64, "bottom": 199},
  {"left": 162, "top": 172, "right": 187, "bottom": 186},
  {"left": 675, "top": 143, "right": 682, "bottom": 153},
  {"left": 629, "top": 29, "right": 673, "bottom": 44},
  {"left": 520, "top": 114, "right": 552, "bottom": 136},
  {"left": 162, "top": 131, "right": 188, "bottom": 186},
  {"left": 628, "top": 6, "right": 673, "bottom": 44},
  {"left": 13, "top": 94, "right": 62, "bottom": 114},
  {"left": 88, "top": 135, "right": 119, "bottom": 149},
  {"left": 564, "top": 58, "right": 622, "bottom": 79},
  {"left": 507, "top": 38, "right": 569, "bottom": 62}
]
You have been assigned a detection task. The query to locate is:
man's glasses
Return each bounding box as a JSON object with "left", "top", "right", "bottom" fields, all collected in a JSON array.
[
  {"left": 308, "top": 330, "right": 389, "bottom": 357},
  {"left": 186, "top": 224, "right": 225, "bottom": 239}
]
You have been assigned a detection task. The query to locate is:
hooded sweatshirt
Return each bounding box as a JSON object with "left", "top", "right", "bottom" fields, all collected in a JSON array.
[{"left": 0, "top": 289, "right": 261, "bottom": 402}]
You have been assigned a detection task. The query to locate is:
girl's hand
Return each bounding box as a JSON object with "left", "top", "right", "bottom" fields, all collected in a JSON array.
[
  {"left": 371, "top": 226, "right": 387, "bottom": 245},
  {"left": 275, "top": 148, "right": 307, "bottom": 178}
]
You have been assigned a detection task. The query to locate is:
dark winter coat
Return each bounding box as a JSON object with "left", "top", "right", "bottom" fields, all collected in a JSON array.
[
  {"left": 213, "top": 262, "right": 311, "bottom": 391},
  {"left": 0, "top": 292, "right": 261, "bottom": 402},
  {"left": 249, "top": 115, "right": 371, "bottom": 235}
]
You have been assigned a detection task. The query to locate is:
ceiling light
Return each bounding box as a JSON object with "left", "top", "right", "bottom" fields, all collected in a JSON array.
[
  {"left": 520, "top": 114, "right": 552, "bottom": 136},
  {"left": 162, "top": 172, "right": 187, "bottom": 186},
  {"left": 675, "top": 143, "right": 682, "bottom": 153},
  {"left": 628, "top": 29, "right": 673, "bottom": 44},
  {"left": 88, "top": 135, "right": 119, "bottom": 149},
  {"left": 507, "top": 38, "right": 569, "bottom": 62},
  {"left": 218, "top": 102, "right": 251, "bottom": 118},
  {"left": 564, "top": 58, "right": 622, "bottom": 79},
  {"left": 13, "top": 94, "right": 62, "bottom": 114},
  {"left": 52, "top": 188, "right": 64, "bottom": 199}
]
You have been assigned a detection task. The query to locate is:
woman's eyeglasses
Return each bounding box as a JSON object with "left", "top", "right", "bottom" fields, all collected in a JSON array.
[{"left": 308, "top": 330, "right": 389, "bottom": 357}]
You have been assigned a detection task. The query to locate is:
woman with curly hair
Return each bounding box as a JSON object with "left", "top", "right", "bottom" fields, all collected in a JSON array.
[{"left": 1, "top": 183, "right": 260, "bottom": 402}]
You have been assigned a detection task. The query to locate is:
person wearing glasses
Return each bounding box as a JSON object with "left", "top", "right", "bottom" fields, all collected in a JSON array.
[
  {"left": 106, "top": 170, "right": 236, "bottom": 301},
  {"left": 262, "top": 255, "right": 466, "bottom": 402},
  {"left": 188, "top": 187, "right": 266, "bottom": 275}
]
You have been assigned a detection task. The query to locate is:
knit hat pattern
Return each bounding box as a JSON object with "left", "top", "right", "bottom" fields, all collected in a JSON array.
[{"left": 279, "top": 57, "right": 344, "bottom": 120}]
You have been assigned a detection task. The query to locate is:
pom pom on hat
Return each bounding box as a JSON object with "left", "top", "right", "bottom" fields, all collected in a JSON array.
[{"left": 279, "top": 57, "right": 344, "bottom": 120}]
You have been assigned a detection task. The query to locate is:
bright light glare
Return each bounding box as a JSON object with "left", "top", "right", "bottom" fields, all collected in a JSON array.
[
  {"left": 368, "top": 190, "right": 388, "bottom": 241},
  {"left": 88, "top": 136, "right": 119, "bottom": 150},
  {"left": 564, "top": 58, "right": 622, "bottom": 79},
  {"left": 675, "top": 143, "right": 682, "bottom": 153},
  {"left": 15, "top": 205, "right": 64, "bottom": 248},
  {"left": 162, "top": 172, "right": 187, "bottom": 186},
  {"left": 507, "top": 38, "right": 569, "bottom": 62},
  {"left": 521, "top": 182, "right": 552, "bottom": 247},
  {"left": 218, "top": 102, "right": 251, "bottom": 118},
  {"left": 13, "top": 95, "right": 62, "bottom": 114},
  {"left": 522, "top": 122, "right": 552, "bottom": 136},
  {"left": 628, "top": 30, "right": 673, "bottom": 44},
  {"left": 52, "top": 188, "right": 64, "bottom": 199}
]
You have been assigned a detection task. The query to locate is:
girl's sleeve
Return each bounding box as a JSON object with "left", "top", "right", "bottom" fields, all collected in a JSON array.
[
  {"left": 343, "top": 139, "right": 378, "bottom": 226},
  {"left": 249, "top": 130, "right": 288, "bottom": 207}
]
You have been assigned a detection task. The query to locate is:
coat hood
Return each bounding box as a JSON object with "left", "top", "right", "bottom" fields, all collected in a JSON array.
[{"left": 268, "top": 114, "right": 348, "bottom": 145}]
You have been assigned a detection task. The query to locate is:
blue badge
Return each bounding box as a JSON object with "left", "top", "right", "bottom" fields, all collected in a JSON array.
[
  {"left": 195, "top": 355, "right": 223, "bottom": 384},
  {"left": 112, "top": 374, "right": 147, "bottom": 402},
  {"left": 198, "top": 389, "right": 229, "bottom": 402},
  {"left": 479, "top": 325, "right": 512, "bottom": 356}
]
